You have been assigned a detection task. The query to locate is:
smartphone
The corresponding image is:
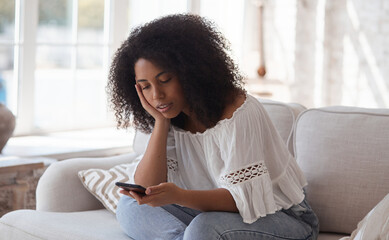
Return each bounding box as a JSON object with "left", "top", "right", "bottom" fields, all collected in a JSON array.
[{"left": 115, "top": 182, "right": 146, "bottom": 195}]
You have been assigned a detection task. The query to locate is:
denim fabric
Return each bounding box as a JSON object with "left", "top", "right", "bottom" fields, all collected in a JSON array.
[{"left": 116, "top": 196, "right": 319, "bottom": 240}]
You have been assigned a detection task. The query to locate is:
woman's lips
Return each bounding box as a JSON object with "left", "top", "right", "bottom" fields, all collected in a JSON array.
[{"left": 156, "top": 103, "right": 173, "bottom": 113}]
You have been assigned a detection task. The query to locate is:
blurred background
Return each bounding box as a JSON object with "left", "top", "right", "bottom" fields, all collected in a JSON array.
[
  {"left": 0, "top": 0, "right": 388, "bottom": 136},
  {"left": 0, "top": 0, "right": 388, "bottom": 216}
]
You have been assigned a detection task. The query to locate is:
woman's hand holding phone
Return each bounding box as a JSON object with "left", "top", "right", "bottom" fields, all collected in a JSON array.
[{"left": 118, "top": 182, "right": 183, "bottom": 207}]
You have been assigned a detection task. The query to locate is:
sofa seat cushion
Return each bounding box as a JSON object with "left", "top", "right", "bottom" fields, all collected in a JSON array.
[
  {"left": 0, "top": 209, "right": 131, "bottom": 240},
  {"left": 294, "top": 106, "right": 389, "bottom": 234}
]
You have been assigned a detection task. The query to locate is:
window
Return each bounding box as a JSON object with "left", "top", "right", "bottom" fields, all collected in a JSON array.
[
  {"left": 0, "top": 0, "right": 126, "bottom": 135},
  {"left": 1, "top": 0, "right": 251, "bottom": 136},
  {"left": 34, "top": 0, "right": 109, "bottom": 131},
  {"left": 0, "top": 0, "right": 189, "bottom": 135}
]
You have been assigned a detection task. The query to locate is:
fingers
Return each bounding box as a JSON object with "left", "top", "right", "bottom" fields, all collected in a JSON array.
[
  {"left": 146, "top": 184, "right": 165, "bottom": 195},
  {"left": 134, "top": 84, "right": 143, "bottom": 100},
  {"left": 134, "top": 84, "right": 149, "bottom": 109},
  {"left": 130, "top": 191, "right": 157, "bottom": 206},
  {"left": 119, "top": 189, "right": 146, "bottom": 203},
  {"left": 134, "top": 84, "right": 163, "bottom": 120},
  {"left": 119, "top": 189, "right": 134, "bottom": 198},
  {"left": 129, "top": 191, "right": 143, "bottom": 202},
  {"left": 120, "top": 183, "right": 176, "bottom": 207},
  {"left": 119, "top": 189, "right": 147, "bottom": 204}
]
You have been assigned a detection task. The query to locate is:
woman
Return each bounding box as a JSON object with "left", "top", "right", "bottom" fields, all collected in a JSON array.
[{"left": 108, "top": 14, "right": 319, "bottom": 240}]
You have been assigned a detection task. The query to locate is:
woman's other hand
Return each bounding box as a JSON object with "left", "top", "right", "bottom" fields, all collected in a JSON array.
[{"left": 135, "top": 84, "right": 168, "bottom": 123}]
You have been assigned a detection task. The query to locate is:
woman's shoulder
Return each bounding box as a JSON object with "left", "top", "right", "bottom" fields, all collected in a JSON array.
[
  {"left": 221, "top": 93, "right": 247, "bottom": 120},
  {"left": 221, "top": 93, "right": 262, "bottom": 121},
  {"left": 213, "top": 93, "right": 262, "bottom": 131}
]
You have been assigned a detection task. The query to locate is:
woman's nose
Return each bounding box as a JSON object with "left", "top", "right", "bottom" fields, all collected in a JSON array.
[{"left": 152, "top": 87, "right": 164, "bottom": 99}]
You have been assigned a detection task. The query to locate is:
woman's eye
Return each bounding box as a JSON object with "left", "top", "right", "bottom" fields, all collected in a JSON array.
[
  {"left": 160, "top": 78, "right": 172, "bottom": 83},
  {"left": 142, "top": 85, "right": 150, "bottom": 90}
]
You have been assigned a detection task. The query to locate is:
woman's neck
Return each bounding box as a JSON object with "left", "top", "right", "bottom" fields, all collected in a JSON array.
[
  {"left": 184, "top": 114, "right": 207, "bottom": 134},
  {"left": 180, "top": 93, "right": 246, "bottom": 134}
]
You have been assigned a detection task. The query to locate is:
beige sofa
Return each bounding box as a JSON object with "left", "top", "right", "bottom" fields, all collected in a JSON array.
[{"left": 1, "top": 98, "right": 388, "bottom": 240}]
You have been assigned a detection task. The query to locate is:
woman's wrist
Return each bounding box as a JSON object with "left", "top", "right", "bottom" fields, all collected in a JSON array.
[
  {"left": 175, "top": 187, "right": 188, "bottom": 206},
  {"left": 154, "top": 118, "right": 170, "bottom": 131}
]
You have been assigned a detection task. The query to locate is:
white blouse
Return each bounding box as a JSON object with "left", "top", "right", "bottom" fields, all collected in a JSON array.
[{"left": 132, "top": 94, "right": 307, "bottom": 224}]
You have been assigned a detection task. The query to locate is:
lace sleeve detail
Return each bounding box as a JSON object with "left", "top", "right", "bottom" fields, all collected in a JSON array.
[
  {"left": 220, "top": 162, "right": 269, "bottom": 186},
  {"left": 167, "top": 158, "right": 178, "bottom": 172},
  {"left": 218, "top": 161, "right": 276, "bottom": 223}
]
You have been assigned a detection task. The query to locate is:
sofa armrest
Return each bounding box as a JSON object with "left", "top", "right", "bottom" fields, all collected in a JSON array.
[{"left": 36, "top": 152, "right": 139, "bottom": 212}]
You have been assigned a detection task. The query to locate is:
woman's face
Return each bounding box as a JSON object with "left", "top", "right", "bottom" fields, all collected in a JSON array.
[{"left": 134, "top": 58, "right": 189, "bottom": 119}]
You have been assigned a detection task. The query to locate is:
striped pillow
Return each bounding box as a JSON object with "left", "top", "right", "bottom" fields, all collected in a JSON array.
[{"left": 78, "top": 162, "right": 137, "bottom": 214}]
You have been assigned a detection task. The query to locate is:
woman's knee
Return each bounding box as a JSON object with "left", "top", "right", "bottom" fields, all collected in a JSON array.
[
  {"left": 184, "top": 212, "right": 227, "bottom": 240},
  {"left": 116, "top": 196, "right": 138, "bottom": 236},
  {"left": 184, "top": 211, "right": 315, "bottom": 240},
  {"left": 116, "top": 196, "right": 188, "bottom": 240},
  {"left": 116, "top": 195, "right": 137, "bottom": 218}
]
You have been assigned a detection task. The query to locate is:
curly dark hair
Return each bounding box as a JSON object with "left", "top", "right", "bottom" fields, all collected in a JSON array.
[{"left": 107, "top": 14, "right": 245, "bottom": 133}]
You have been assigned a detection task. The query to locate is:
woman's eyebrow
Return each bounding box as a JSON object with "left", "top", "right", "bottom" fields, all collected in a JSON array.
[
  {"left": 135, "top": 71, "right": 167, "bottom": 83},
  {"left": 155, "top": 71, "right": 167, "bottom": 79},
  {"left": 136, "top": 79, "right": 147, "bottom": 83}
]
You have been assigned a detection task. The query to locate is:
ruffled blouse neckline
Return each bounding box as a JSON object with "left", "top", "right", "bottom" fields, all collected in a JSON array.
[{"left": 172, "top": 94, "right": 251, "bottom": 136}]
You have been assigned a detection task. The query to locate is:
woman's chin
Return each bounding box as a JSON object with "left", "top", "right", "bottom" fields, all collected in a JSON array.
[{"left": 161, "top": 111, "right": 179, "bottom": 119}]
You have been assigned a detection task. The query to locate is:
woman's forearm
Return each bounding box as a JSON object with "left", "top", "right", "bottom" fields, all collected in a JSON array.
[
  {"left": 134, "top": 119, "right": 170, "bottom": 187},
  {"left": 177, "top": 188, "right": 238, "bottom": 213}
]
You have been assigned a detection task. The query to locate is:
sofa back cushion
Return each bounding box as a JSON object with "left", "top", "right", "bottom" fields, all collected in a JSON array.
[
  {"left": 259, "top": 98, "right": 306, "bottom": 155},
  {"left": 294, "top": 106, "right": 389, "bottom": 234},
  {"left": 133, "top": 130, "right": 150, "bottom": 155},
  {"left": 132, "top": 98, "right": 306, "bottom": 156}
]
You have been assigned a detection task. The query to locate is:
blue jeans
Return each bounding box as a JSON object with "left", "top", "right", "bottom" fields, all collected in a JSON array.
[{"left": 116, "top": 196, "right": 319, "bottom": 240}]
